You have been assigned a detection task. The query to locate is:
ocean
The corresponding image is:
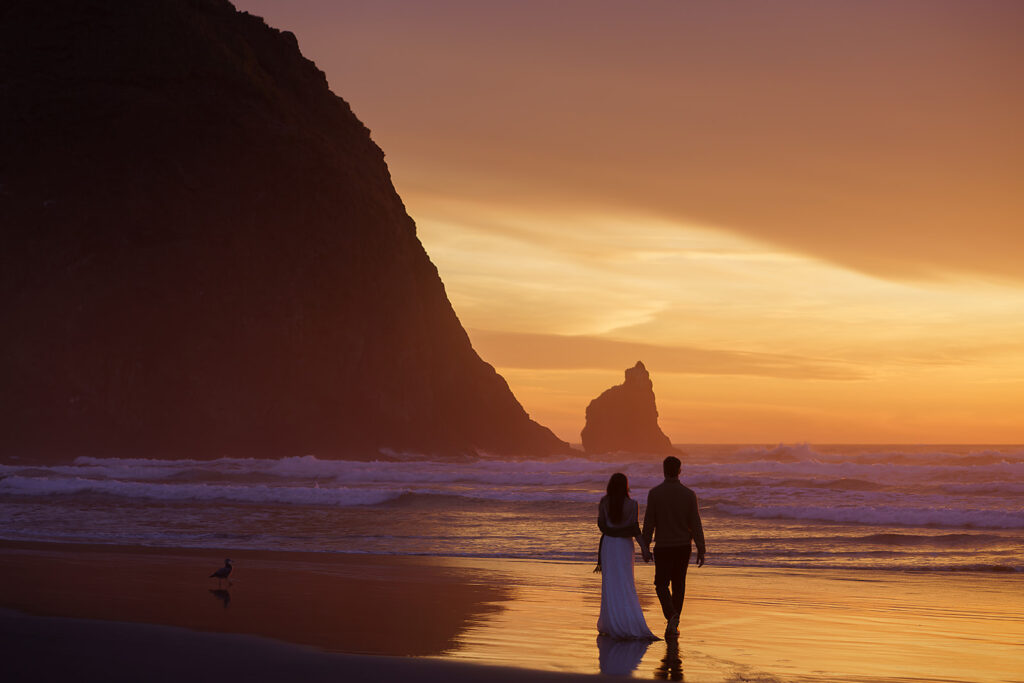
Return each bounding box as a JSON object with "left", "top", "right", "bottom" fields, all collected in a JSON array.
[{"left": 2, "top": 444, "right": 1022, "bottom": 573}]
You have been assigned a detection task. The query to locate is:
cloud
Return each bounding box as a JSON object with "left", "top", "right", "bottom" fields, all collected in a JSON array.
[
  {"left": 468, "top": 329, "right": 868, "bottom": 381},
  {"left": 259, "top": 0, "right": 1024, "bottom": 282}
]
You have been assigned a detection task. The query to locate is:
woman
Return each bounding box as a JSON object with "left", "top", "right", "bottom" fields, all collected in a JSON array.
[{"left": 596, "top": 472, "right": 657, "bottom": 640}]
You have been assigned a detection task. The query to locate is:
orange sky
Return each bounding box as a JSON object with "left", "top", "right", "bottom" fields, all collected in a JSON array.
[{"left": 240, "top": 0, "right": 1024, "bottom": 443}]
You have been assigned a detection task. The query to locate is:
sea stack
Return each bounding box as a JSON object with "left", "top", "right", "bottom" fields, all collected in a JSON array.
[
  {"left": 0, "top": 0, "right": 571, "bottom": 460},
  {"left": 581, "top": 362, "right": 679, "bottom": 455}
]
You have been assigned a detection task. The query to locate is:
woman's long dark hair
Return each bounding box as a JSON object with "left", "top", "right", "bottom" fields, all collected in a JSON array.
[{"left": 606, "top": 472, "right": 629, "bottom": 524}]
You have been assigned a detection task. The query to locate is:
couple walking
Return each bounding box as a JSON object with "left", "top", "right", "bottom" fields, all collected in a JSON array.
[{"left": 596, "top": 455, "right": 706, "bottom": 640}]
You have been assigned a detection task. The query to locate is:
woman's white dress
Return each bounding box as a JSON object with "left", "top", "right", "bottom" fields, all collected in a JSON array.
[{"left": 596, "top": 497, "right": 657, "bottom": 640}]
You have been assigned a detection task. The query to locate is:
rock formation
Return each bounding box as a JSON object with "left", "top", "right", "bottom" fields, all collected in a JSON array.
[
  {"left": 581, "top": 362, "right": 679, "bottom": 455},
  {"left": 0, "top": 0, "right": 571, "bottom": 460}
]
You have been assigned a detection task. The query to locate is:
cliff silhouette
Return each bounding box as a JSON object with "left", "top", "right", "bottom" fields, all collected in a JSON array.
[
  {"left": 581, "top": 362, "right": 680, "bottom": 455},
  {"left": 0, "top": 0, "right": 571, "bottom": 459}
]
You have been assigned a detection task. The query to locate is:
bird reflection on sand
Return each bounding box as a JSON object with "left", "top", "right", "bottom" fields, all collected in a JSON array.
[
  {"left": 596, "top": 635, "right": 653, "bottom": 676},
  {"left": 208, "top": 588, "right": 231, "bottom": 608},
  {"left": 655, "top": 635, "right": 683, "bottom": 681}
]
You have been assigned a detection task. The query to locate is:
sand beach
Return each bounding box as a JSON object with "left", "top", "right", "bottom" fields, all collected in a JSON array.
[{"left": 2, "top": 540, "right": 1022, "bottom": 682}]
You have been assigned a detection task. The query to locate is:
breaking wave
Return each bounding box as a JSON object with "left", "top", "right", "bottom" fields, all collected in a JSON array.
[
  {"left": 0, "top": 475, "right": 405, "bottom": 507},
  {"left": 2, "top": 445, "right": 1022, "bottom": 570}
]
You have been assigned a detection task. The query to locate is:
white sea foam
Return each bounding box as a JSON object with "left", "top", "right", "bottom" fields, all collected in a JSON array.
[
  {"left": 0, "top": 475, "right": 405, "bottom": 506},
  {"left": 40, "top": 445, "right": 1020, "bottom": 484},
  {"left": 4, "top": 445, "right": 1024, "bottom": 571},
  {"left": 4, "top": 445, "right": 1023, "bottom": 533},
  {"left": 734, "top": 443, "right": 1024, "bottom": 466},
  {"left": 59, "top": 454, "right": 635, "bottom": 486}
]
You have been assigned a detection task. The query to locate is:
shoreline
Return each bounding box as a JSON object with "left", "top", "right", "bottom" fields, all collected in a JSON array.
[
  {"left": 2, "top": 540, "right": 1022, "bottom": 681},
  {"left": 3, "top": 536, "right": 1019, "bottom": 575}
]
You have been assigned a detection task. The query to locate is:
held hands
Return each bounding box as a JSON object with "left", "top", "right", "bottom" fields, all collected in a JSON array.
[{"left": 641, "top": 546, "right": 652, "bottom": 563}]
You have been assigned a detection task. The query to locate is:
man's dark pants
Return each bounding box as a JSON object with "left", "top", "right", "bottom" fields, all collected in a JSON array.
[{"left": 653, "top": 544, "right": 692, "bottom": 619}]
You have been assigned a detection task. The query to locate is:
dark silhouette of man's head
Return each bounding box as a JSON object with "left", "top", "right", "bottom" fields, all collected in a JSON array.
[{"left": 663, "top": 456, "right": 681, "bottom": 478}]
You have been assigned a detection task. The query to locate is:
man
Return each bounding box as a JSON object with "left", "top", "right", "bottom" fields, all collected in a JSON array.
[{"left": 642, "top": 455, "right": 706, "bottom": 637}]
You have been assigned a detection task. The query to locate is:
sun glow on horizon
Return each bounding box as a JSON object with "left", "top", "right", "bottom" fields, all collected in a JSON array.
[{"left": 408, "top": 200, "right": 1024, "bottom": 443}]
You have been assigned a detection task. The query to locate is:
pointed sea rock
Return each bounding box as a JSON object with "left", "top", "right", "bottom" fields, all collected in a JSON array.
[
  {"left": 0, "top": 0, "right": 571, "bottom": 460},
  {"left": 581, "top": 362, "right": 680, "bottom": 455}
]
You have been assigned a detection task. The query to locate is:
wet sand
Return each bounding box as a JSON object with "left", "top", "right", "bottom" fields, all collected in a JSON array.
[
  {"left": 1, "top": 540, "right": 1022, "bottom": 681},
  {"left": 1, "top": 609, "right": 603, "bottom": 683}
]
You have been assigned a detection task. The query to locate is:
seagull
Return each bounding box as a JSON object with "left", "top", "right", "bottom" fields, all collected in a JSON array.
[{"left": 210, "top": 558, "right": 233, "bottom": 586}]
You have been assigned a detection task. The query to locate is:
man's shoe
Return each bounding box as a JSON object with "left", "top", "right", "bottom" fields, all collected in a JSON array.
[{"left": 665, "top": 612, "right": 679, "bottom": 636}]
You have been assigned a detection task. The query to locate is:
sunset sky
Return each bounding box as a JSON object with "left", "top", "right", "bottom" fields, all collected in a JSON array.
[{"left": 240, "top": 0, "right": 1023, "bottom": 444}]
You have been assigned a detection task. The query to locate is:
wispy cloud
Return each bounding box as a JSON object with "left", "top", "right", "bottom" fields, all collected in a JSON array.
[{"left": 469, "top": 329, "right": 868, "bottom": 381}]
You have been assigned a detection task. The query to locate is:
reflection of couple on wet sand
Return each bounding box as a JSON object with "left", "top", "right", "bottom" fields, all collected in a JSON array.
[{"left": 596, "top": 455, "right": 706, "bottom": 645}]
